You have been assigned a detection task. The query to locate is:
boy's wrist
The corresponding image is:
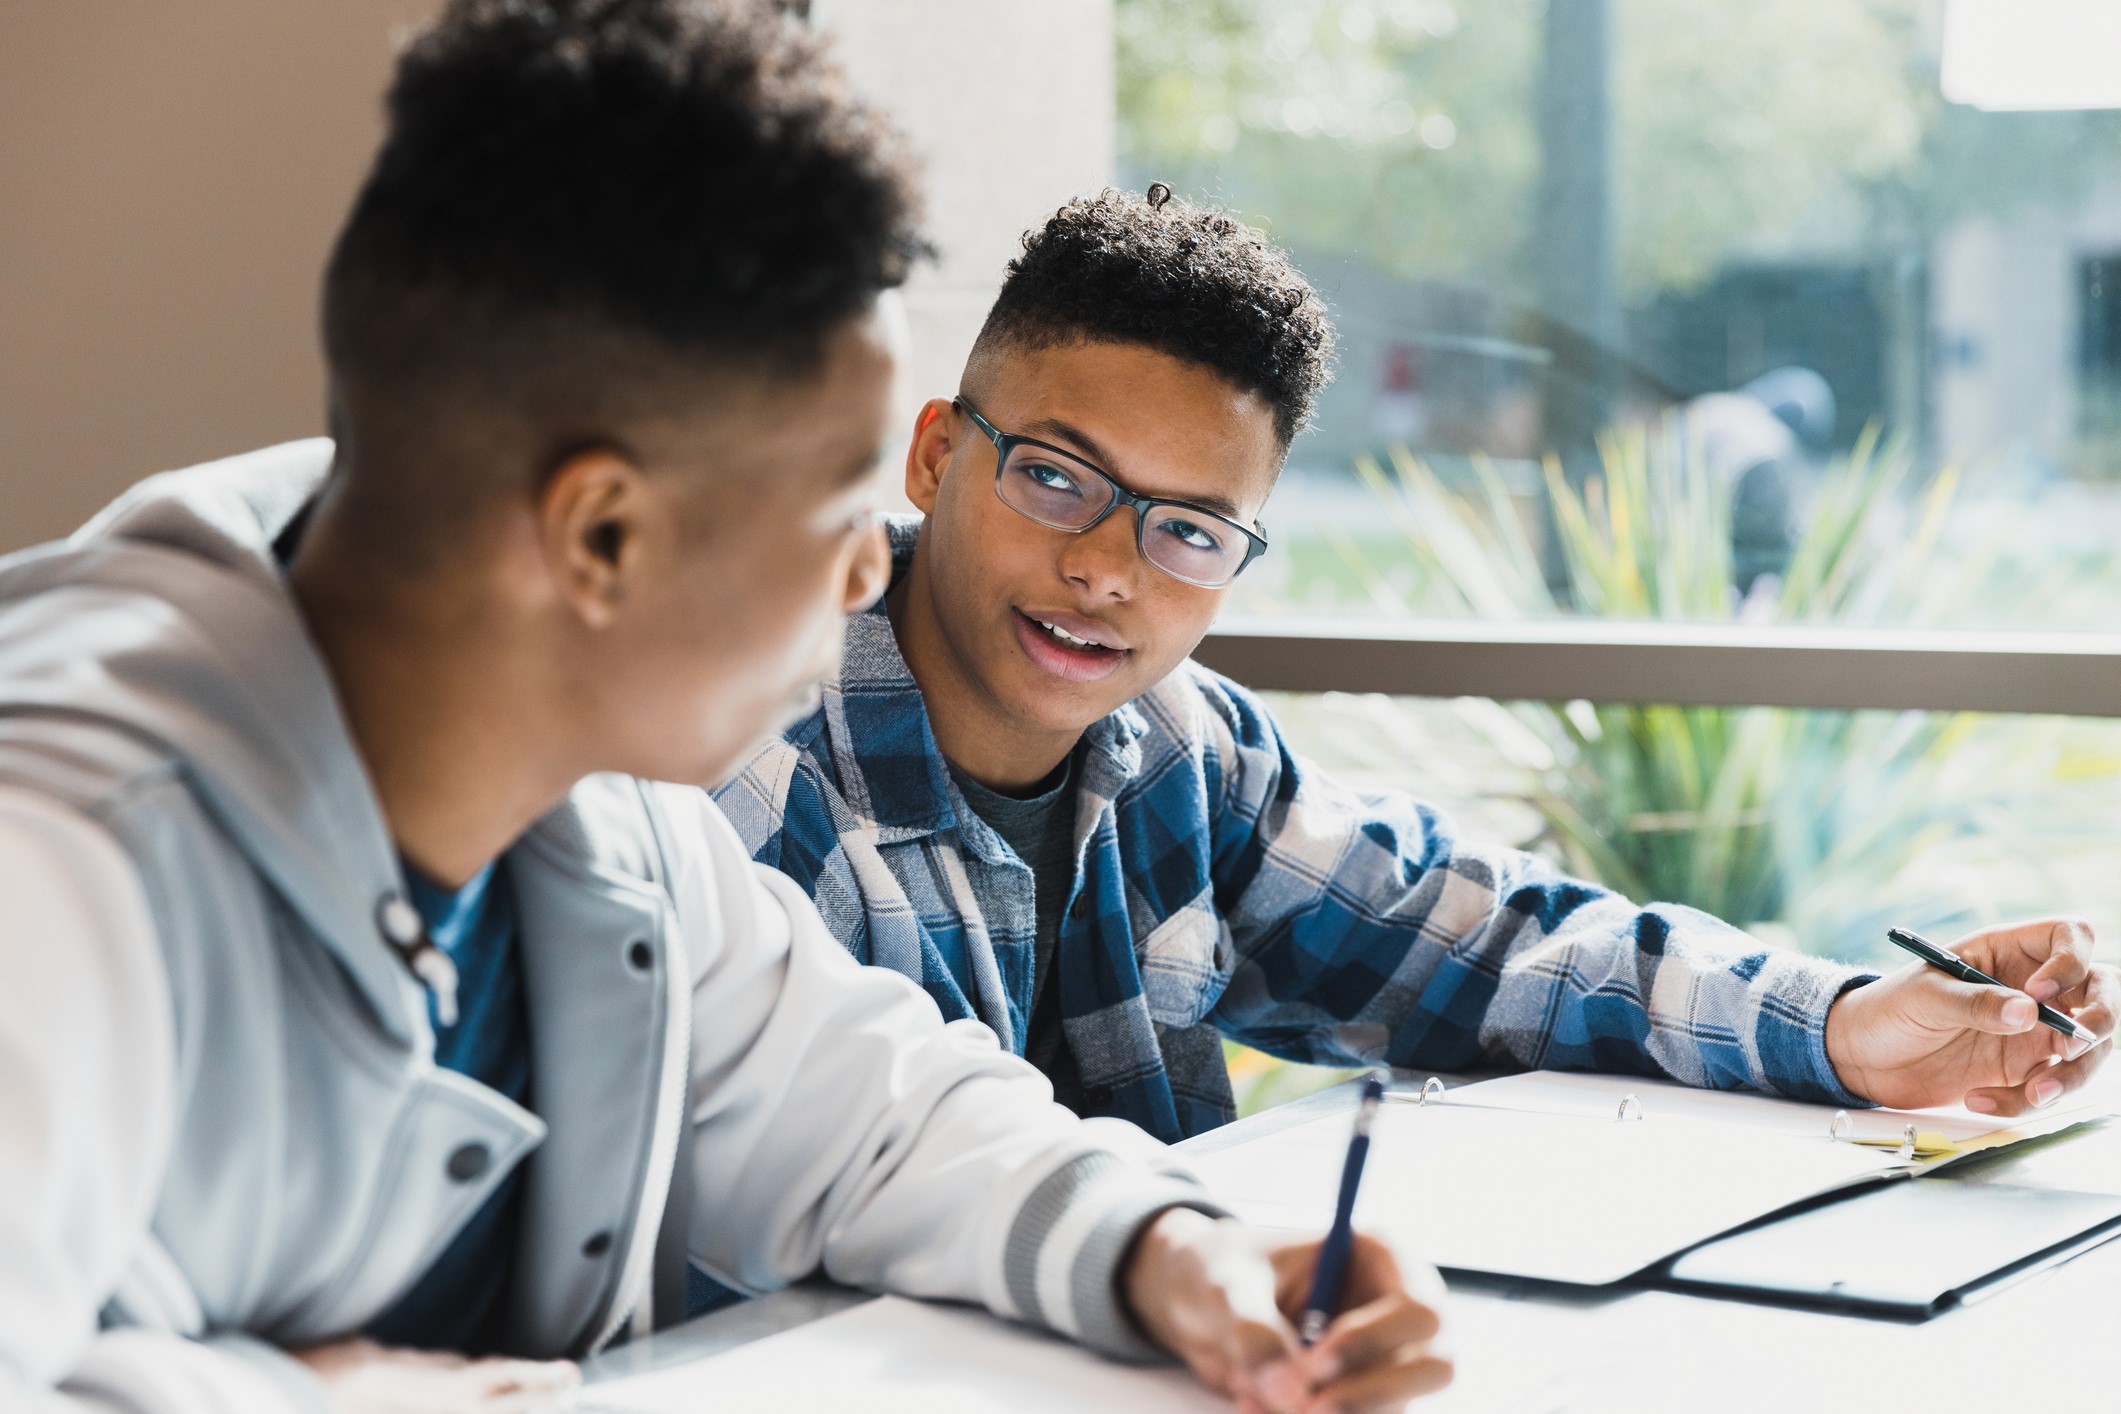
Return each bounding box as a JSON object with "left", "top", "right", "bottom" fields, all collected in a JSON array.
[{"left": 1118, "top": 1206, "right": 1220, "bottom": 1356}]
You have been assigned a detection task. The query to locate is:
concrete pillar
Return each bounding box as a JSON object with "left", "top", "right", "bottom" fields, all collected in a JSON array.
[
  {"left": 1534, "top": 0, "right": 1618, "bottom": 351},
  {"left": 812, "top": 0, "right": 1115, "bottom": 429}
]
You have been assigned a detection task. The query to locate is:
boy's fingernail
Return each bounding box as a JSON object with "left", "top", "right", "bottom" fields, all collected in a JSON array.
[
  {"left": 2032, "top": 1077, "right": 2063, "bottom": 1108},
  {"left": 2029, "top": 978, "right": 2062, "bottom": 1002},
  {"left": 1304, "top": 1347, "right": 1342, "bottom": 1385},
  {"left": 1259, "top": 1360, "right": 1307, "bottom": 1409},
  {"left": 2003, "top": 996, "right": 2036, "bottom": 1027},
  {"left": 1965, "top": 1094, "right": 1997, "bottom": 1113}
]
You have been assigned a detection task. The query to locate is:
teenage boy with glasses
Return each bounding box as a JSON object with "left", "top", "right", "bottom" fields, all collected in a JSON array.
[
  {"left": 0, "top": 8, "right": 1448, "bottom": 1412},
  {"left": 718, "top": 188, "right": 2117, "bottom": 1159}
]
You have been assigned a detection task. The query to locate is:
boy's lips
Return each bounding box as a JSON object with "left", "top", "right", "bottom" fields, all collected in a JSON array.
[
  {"left": 1013, "top": 608, "right": 1130, "bottom": 683},
  {"left": 1020, "top": 607, "right": 1127, "bottom": 650}
]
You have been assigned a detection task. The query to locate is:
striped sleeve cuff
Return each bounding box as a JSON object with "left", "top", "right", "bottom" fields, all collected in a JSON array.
[
  {"left": 1000, "top": 1150, "right": 1228, "bottom": 1363},
  {"left": 1756, "top": 959, "right": 1878, "bottom": 1107},
  {"left": 59, "top": 1330, "right": 322, "bottom": 1413}
]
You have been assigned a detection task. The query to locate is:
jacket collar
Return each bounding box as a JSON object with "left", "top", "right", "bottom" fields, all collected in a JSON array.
[
  {"left": 0, "top": 440, "right": 430, "bottom": 1043},
  {"left": 819, "top": 517, "right": 1147, "bottom": 850}
]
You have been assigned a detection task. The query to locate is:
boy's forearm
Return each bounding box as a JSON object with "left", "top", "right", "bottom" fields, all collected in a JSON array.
[
  {"left": 1475, "top": 893, "right": 1876, "bottom": 1103},
  {"left": 1222, "top": 824, "right": 1873, "bottom": 1103},
  {"left": 667, "top": 789, "right": 1222, "bottom": 1354}
]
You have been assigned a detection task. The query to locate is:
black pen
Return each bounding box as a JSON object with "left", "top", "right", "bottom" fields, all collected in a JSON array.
[
  {"left": 1885, "top": 927, "right": 2101, "bottom": 1049},
  {"left": 1298, "top": 1074, "right": 1386, "bottom": 1345}
]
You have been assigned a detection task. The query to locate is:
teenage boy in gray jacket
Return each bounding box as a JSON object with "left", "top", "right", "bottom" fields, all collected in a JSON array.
[{"left": 0, "top": 4, "right": 1445, "bottom": 1412}]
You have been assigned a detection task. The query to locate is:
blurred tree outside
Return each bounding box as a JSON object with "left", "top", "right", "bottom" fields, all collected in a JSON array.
[
  {"left": 1118, "top": 0, "right": 2121, "bottom": 309},
  {"left": 1120, "top": 1, "right": 1914, "bottom": 298}
]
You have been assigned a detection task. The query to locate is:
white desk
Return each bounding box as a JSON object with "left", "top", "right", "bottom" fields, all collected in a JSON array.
[{"left": 586, "top": 1075, "right": 2121, "bottom": 1410}]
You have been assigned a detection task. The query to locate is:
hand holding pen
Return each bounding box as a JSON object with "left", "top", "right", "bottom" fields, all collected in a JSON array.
[
  {"left": 1124, "top": 1071, "right": 1452, "bottom": 1413},
  {"left": 1823, "top": 917, "right": 2119, "bottom": 1117},
  {"left": 1885, "top": 927, "right": 2102, "bottom": 1050}
]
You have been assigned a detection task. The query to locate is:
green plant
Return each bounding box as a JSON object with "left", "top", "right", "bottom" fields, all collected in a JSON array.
[{"left": 1312, "top": 418, "right": 2113, "bottom": 955}]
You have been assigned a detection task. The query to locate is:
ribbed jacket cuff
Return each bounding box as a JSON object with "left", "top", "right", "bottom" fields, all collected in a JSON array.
[
  {"left": 59, "top": 1329, "right": 322, "bottom": 1413},
  {"left": 1761, "top": 961, "right": 1879, "bottom": 1107},
  {"left": 206, "top": 1334, "right": 329, "bottom": 1412},
  {"left": 1000, "top": 1150, "right": 1228, "bottom": 1363}
]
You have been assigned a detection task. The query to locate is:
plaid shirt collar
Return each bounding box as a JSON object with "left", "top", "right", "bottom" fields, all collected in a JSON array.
[{"left": 825, "top": 517, "right": 1147, "bottom": 862}]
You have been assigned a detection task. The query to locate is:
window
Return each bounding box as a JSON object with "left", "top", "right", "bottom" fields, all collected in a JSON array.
[
  {"left": 1118, "top": 0, "right": 2121, "bottom": 628},
  {"left": 1116, "top": 0, "right": 2121, "bottom": 1109}
]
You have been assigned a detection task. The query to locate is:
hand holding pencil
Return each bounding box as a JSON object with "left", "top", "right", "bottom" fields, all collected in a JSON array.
[{"left": 1824, "top": 917, "right": 2119, "bottom": 1116}]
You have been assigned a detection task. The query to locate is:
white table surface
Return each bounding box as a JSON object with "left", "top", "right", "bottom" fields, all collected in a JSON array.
[{"left": 585, "top": 1073, "right": 2121, "bottom": 1409}]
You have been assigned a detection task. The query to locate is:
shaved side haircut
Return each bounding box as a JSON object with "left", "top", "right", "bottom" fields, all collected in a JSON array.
[{"left": 320, "top": 0, "right": 929, "bottom": 566}]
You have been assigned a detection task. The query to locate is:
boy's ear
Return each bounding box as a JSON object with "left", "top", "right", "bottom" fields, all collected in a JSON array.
[
  {"left": 903, "top": 398, "right": 956, "bottom": 515},
  {"left": 539, "top": 447, "right": 656, "bottom": 629}
]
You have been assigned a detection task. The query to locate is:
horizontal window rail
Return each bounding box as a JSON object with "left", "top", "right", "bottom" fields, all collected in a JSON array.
[{"left": 1194, "top": 617, "right": 2121, "bottom": 719}]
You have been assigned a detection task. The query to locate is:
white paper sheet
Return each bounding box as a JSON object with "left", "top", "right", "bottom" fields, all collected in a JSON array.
[
  {"left": 1436, "top": 1068, "right": 2116, "bottom": 1147},
  {"left": 576, "top": 1295, "right": 1225, "bottom": 1413},
  {"left": 1952, "top": 1114, "right": 2121, "bottom": 1195},
  {"left": 1187, "top": 1100, "right": 1897, "bottom": 1285},
  {"left": 1190, "top": 1068, "right": 2121, "bottom": 1286}
]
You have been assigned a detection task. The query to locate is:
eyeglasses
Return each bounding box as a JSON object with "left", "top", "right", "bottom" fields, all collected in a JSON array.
[{"left": 954, "top": 398, "right": 1268, "bottom": 589}]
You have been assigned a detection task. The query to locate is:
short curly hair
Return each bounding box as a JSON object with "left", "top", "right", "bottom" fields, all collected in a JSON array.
[
  {"left": 972, "top": 189, "right": 1334, "bottom": 447},
  {"left": 324, "top": 0, "right": 927, "bottom": 383}
]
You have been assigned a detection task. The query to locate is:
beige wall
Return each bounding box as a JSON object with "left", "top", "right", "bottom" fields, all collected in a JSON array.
[
  {"left": 0, "top": 2, "right": 436, "bottom": 551},
  {"left": 0, "top": 1, "right": 1114, "bottom": 552}
]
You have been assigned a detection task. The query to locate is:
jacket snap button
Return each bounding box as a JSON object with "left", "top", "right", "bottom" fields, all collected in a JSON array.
[
  {"left": 627, "top": 940, "right": 654, "bottom": 973},
  {"left": 1086, "top": 1084, "right": 1115, "bottom": 1108},
  {"left": 1070, "top": 895, "right": 1091, "bottom": 921},
  {"left": 446, "top": 1142, "right": 491, "bottom": 1183},
  {"left": 376, "top": 894, "right": 424, "bottom": 948},
  {"left": 582, "top": 1230, "right": 613, "bottom": 1258}
]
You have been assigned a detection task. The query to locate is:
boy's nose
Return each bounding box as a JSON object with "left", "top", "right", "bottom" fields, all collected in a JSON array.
[{"left": 1056, "top": 510, "right": 1141, "bottom": 601}]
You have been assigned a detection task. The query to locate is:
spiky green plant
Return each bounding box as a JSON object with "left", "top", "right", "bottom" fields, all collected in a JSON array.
[{"left": 1320, "top": 418, "right": 2101, "bottom": 950}]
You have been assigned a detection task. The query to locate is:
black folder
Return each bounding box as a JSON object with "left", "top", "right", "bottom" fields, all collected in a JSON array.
[{"left": 1660, "top": 1175, "right": 2121, "bottom": 1318}]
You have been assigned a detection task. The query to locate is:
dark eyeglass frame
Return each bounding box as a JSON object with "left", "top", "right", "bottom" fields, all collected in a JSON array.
[{"left": 953, "top": 398, "right": 1268, "bottom": 588}]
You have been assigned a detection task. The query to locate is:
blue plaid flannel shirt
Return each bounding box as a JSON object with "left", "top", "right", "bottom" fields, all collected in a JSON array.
[{"left": 713, "top": 519, "right": 1872, "bottom": 1142}]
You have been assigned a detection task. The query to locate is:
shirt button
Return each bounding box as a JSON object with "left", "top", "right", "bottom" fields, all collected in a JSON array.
[
  {"left": 627, "top": 939, "right": 654, "bottom": 973},
  {"left": 1085, "top": 1084, "right": 1116, "bottom": 1109},
  {"left": 446, "top": 1142, "right": 491, "bottom": 1183},
  {"left": 1070, "top": 895, "right": 1091, "bottom": 921},
  {"left": 583, "top": 1231, "right": 613, "bottom": 1258}
]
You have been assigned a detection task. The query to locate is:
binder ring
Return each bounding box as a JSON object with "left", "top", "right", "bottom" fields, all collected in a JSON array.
[
  {"left": 1418, "top": 1076, "right": 1446, "bottom": 1107},
  {"left": 1829, "top": 1110, "right": 1852, "bottom": 1143},
  {"left": 1617, "top": 1093, "right": 1645, "bottom": 1122},
  {"left": 1898, "top": 1124, "right": 1918, "bottom": 1161}
]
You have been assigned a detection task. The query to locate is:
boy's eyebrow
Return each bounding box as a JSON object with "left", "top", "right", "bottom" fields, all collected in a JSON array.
[
  {"left": 1019, "top": 415, "right": 1247, "bottom": 521},
  {"left": 1020, "top": 415, "right": 1116, "bottom": 470}
]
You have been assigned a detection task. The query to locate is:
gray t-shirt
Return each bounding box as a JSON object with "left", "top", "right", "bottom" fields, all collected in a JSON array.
[{"left": 947, "top": 752, "right": 1084, "bottom": 1110}]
